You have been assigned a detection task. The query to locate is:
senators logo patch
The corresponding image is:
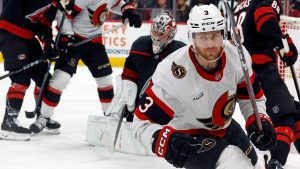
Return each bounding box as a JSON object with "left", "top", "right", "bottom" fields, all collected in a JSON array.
[
  {"left": 171, "top": 62, "right": 186, "bottom": 79},
  {"left": 88, "top": 4, "right": 109, "bottom": 27},
  {"left": 197, "top": 138, "right": 216, "bottom": 153},
  {"left": 196, "top": 91, "right": 236, "bottom": 129}
]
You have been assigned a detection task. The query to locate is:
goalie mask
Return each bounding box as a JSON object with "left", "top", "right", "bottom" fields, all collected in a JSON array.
[
  {"left": 151, "top": 13, "right": 177, "bottom": 54},
  {"left": 187, "top": 4, "right": 225, "bottom": 62}
]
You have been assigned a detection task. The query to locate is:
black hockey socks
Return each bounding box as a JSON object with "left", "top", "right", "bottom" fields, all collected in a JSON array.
[
  {"left": 6, "top": 83, "right": 29, "bottom": 113},
  {"left": 97, "top": 85, "right": 114, "bottom": 112},
  {"left": 271, "top": 124, "right": 295, "bottom": 165},
  {"left": 294, "top": 120, "right": 300, "bottom": 154},
  {"left": 42, "top": 85, "right": 62, "bottom": 108}
]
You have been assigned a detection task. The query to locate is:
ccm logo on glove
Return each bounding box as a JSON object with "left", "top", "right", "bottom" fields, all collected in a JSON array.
[{"left": 154, "top": 126, "right": 175, "bottom": 157}]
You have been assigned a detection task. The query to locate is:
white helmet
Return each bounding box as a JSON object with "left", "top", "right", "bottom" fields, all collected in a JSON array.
[
  {"left": 187, "top": 4, "right": 224, "bottom": 33},
  {"left": 151, "top": 13, "right": 177, "bottom": 54}
]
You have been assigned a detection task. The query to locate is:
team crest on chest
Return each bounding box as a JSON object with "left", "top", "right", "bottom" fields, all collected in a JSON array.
[
  {"left": 88, "top": 4, "right": 109, "bottom": 27},
  {"left": 171, "top": 62, "right": 186, "bottom": 79},
  {"left": 196, "top": 91, "right": 236, "bottom": 129}
]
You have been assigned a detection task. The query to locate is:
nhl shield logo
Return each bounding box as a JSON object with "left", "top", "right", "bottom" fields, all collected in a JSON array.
[
  {"left": 67, "top": 58, "right": 77, "bottom": 67},
  {"left": 171, "top": 62, "right": 186, "bottom": 79},
  {"left": 18, "top": 54, "right": 27, "bottom": 60},
  {"left": 214, "top": 73, "right": 222, "bottom": 81}
]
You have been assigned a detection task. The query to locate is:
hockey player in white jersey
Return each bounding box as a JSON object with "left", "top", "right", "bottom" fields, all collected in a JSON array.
[
  {"left": 29, "top": 0, "right": 142, "bottom": 133},
  {"left": 133, "top": 4, "right": 276, "bottom": 169}
]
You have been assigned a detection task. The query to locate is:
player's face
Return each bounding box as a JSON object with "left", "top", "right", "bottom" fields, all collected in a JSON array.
[
  {"left": 193, "top": 31, "right": 223, "bottom": 61},
  {"left": 151, "top": 29, "right": 170, "bottom": 54},
  {"left": 151, "top": 30, "right": 169, "bottom": 43}
]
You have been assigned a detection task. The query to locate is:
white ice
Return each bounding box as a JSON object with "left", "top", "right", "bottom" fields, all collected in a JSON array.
[{"left": 0, "top": 64, "right": 299, "bottom": 169}]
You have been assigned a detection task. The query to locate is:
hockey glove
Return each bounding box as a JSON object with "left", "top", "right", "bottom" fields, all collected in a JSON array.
[
  {"left": 246, "top": 113, "right": 276, "bottom": 151},
  {"left": 58, "top": 34, "right": 76, "bottom": 56},
  {"left": 42, "top": 37, "right": 59, "bottom": 61},
  {"left": 280, "top": 34, "right": 298, "bottom": 66},
  {"left": 152, "top": 126, "right": 199, "bottom": 168},
  {"left": 121, "top": 3, "right": 142, "bottom": 28}
]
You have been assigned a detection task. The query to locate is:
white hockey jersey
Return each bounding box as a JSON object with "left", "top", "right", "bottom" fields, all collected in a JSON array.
[
  {"left": 133, "top": 41, "right": 267, "bottom": 152},
  {"left": 56, "top": 0, "right": 125, "bottom": 38}
]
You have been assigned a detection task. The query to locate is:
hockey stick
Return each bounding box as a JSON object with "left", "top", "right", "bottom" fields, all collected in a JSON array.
[
  {"left": 0, "top": 59, "right": 46, "bottom": 81},
  {"left": 290, "top": 66, "right": 300, "bottom": 99},
  {"left": 221, "top": 0, "right": 263, "bottom": 132},
  {"left": 113, "top": 105, "right": 126, "bottom": 149},
  {"left": 25, "top": 13, "right": 66, "bottom": 118},
  {"left": 281, "top": 38, "right": 300, "bottom": 99},
  {"left": 72, "top": 19, "right": 129, "bottom": 47}
]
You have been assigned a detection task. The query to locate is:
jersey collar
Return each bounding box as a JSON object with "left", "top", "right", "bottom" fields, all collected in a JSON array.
[{"left": 188, "top": 46, "right": 226, "bottom": 82}]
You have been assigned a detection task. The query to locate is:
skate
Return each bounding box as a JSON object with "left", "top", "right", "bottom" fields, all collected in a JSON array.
[
  {"left": 44, "top": 118, "right": 61, "bottom": 135},
  {"left": 30, "top": 116, "right": 61, "bottom": 135},
  {"left": 0, "top": 116, "right": 31, "bottom": 141},
  {"left": 28, "top": 108, "right": 61, "bottom": 134},
  {"left": 268, "top": 159, "right": 284, "bottom": 169},
  {"left": 30, "top": 116, "right": 48, "bottom": 134}
]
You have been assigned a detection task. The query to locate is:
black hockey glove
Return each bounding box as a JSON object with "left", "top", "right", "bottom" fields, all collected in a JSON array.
[
  {"left": 246, "top": 113, "right": 276, "bottom": 151},
  {"left": 58, "top": 34, "right": 76, "bottom": 56},
  {"left": 280, "top": 34, "right": 298, "bottom": 66},
  {"left": 57, "top": 34, "right": 79, "bottom": 66},
  {"left": 152, "top": 126, "right": 198, "bottom": 168},
  {"left": 42, "top": 37, "right": 59, "bottom": 61},
  {"left": 121, "top": 3, "right": 142, "bottom": 28}
]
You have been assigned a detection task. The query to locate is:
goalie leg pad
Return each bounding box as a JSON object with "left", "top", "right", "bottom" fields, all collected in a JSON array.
[
  {"left": 86, "top": 115, "right": 150, "bottom": 155},
  {"left": 86, "top": 115, "right": 107, "bottom": 146}
]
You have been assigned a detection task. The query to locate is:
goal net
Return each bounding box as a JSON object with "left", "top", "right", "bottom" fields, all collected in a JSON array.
[{"left": 279, "top": 15, "right": 300, "bottom": 100}]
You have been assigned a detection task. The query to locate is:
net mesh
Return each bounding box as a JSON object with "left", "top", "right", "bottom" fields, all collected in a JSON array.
[{"left": 279, "top": 16, "right": 300, "bottom": 80}]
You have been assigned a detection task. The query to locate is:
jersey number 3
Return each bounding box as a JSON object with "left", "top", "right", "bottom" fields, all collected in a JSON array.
[{"left": 138, "top": 96, "right": 154, "bottom": 113}]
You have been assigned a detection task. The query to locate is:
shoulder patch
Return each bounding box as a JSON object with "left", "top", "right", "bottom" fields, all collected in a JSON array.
[{"left": 171, "top": 62, "right": 186, "bottom": 79}]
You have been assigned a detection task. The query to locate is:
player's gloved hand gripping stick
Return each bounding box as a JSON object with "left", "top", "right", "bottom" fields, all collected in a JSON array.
[{"left": 280, "top": 35, "right": 300, "bottom": 99}]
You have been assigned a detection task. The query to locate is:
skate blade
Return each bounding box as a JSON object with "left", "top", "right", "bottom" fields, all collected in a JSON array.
[
  {"left": 36, "top": 128, "right": 60, "bottom": 135},
  {"left": 0, "top": 130, "right": 30, "bottom": 141},
  {"left": 44, "top": 128, "right": 60, "bottom": 135}
]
